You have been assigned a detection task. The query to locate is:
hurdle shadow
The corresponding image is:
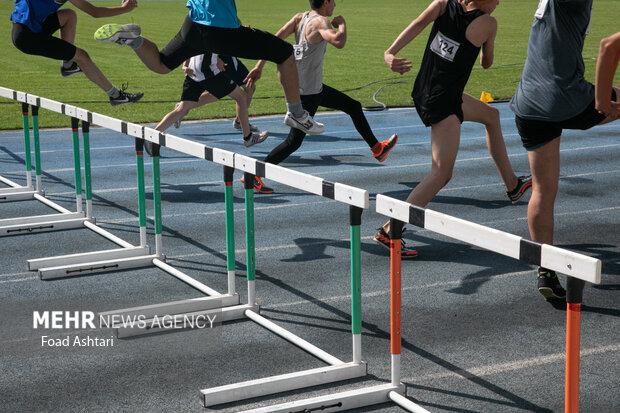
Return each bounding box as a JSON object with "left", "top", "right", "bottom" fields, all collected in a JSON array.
[
  {"left": 251, "top": 266, "right": 551, "bottom": 413},
  {"left": 382, "top": 184, "right": 513, "bottom": 210}
]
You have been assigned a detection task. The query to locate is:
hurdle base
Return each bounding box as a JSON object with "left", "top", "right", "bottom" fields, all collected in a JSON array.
[
  {"left": 28, "top": 246, "right": 151, "bottom": 270},
  {"left": 38, "top": 254, "right": 158, "bottom": 280},
  {"left": 0, "top": 214, "right": 89, "bottom": 236},
  {"left": 201, "top": 362, "right": 368, "bottom": 407},
  {"left": 114, "top": 303, "right": 258, "bottom": 338},
  {"left": 100, "top": 293, "right": 240, "bottom": 325},
  {"left": 236, "top": 382, "right": 406, "bottom": 413},
  {"left": 0, "top": 188, "right": 38, "bottom": 202}
]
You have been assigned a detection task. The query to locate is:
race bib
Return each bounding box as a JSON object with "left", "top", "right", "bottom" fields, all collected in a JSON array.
[
  {"left": 293, "top": 44, "right": 304, "bottom": 61},
  {"left": 430, "top": 31, "right": 460, "bottom": 62},
  {"left": 535, "top": 0, "right": 549, "bottom": 19}
]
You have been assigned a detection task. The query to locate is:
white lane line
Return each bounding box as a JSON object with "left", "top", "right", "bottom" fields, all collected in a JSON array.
[{"left": 401, "top": 344, "right": 620, "bottom": 383}]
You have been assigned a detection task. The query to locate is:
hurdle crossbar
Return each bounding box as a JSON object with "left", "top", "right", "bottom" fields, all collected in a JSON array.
[
  {"left": 373, "top": 194, "right": 601, "bottom": 413},
  {"left": 2, "top": 87, "right": 375, "bottom": 410}
]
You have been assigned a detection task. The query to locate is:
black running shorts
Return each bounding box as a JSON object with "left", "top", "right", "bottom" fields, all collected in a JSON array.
[
  {"left": 180, "top": 72, "right": 236, "bottom": 101},
  {"left": 220, "top": 55, "right": 249, "bottom": 87},
  {"left": 160, "top": 16, "right": 293, "bottom": 71},
  {"left": 516, "top": 89, "right": 618, "bottom": 150},
  {"left": 11, "top": 13, "right": 76, "bottom": 61}
]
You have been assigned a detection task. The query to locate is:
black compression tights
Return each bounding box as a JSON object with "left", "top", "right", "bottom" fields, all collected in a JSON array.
[{"left": 263, "top": 84, "right": 379, "bottom": 165}]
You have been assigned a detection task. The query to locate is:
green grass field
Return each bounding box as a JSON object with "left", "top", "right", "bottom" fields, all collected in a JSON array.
[{"left": 1, "top": 0, "right": 618, "bottom": 129}]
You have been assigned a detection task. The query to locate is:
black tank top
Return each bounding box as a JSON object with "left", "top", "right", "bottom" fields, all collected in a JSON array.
[{"left": 412, "top": 0, "right": 484, "bottom": 113}]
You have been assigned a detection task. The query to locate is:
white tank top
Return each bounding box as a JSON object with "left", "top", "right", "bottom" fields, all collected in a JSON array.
[{"left": 294, "top": 12, "right": 327, "bottom": 95}]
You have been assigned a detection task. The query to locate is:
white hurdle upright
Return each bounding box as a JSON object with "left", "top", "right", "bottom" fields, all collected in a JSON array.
[
  {"left": 0, "top": 92, "right": 90, "bottom": 236},
  {"left": 0, "top": 87, "right": 241, "bottom": 323},
  {"left": 369, "top": 194, "right": 599, "bottom": 413}
]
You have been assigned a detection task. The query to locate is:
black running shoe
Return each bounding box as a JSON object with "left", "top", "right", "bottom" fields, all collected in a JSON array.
[
  {"left": 374, "top": 227, "right": 418, "bottom": 259},
  {"left": 537, "top": 268, "right": 566, "bottom": 301},
  {"left": 144, "top": 141, "right": 159, "bottom": 157},
  {"left": 60, "top": 62, "right": 83, "bottom": 78},
  {"left": 110, "top": 84, "right": 144, "bottom": 107},
  {"left": 507, "top": 175, "right": 532, "bottom": 204}
]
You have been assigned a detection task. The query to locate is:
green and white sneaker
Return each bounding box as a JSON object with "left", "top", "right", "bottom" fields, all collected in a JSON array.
[{"left": 95, "top": 24, "right": 141, "bottom": 46}]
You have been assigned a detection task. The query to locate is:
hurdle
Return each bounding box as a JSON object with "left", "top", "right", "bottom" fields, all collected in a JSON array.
[
  {"left": 85, "top": 123, "right": 377, "bottom": 405},
  {"left": 0, "top": 87, "right": 241, "bottom": 317},
  {"left": 0, "top": 93, "right": 90, "bottom": 235},
  {"left": 369, "top": 194, "right": 600, "bottom": 413}
]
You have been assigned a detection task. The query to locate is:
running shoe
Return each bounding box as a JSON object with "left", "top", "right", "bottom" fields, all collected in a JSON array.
[
  {"left": 94, "top": 23, "right": 141, "bottom": 46},
  {"left": 374, "top": 227, "right": 418, "bottom": 259},
  {"left": 109, "top": 85, "right": 143, "bottom": 107},
  {"left": 144, "top": 141, "right": 158, "bottom": 157},
  {"left": 240, "top": 176, "right": 274, "bottom": 194},
  {"left": 60, "top": 62, "right": 83, "bottom": 78},
  {"left": 233, "top": 119, "right": 258, "bottom": 131},
  {"left": 507, "top": 175, "right": 532, "bottom": 204},
  {"left": 284, "top": 110, "right": 324, "bottom": 135},
  {"left": 373, "top": 133, "right": 399, "bottom": 162},
  {"left": 537, "top": 268, "right": 566, "bottom": 301},
  {"left": 244, "top": 131, "right": 269, "bottom": 148},
  {"left": 173, "top": 103, "right": 183, "bottom": 128}
]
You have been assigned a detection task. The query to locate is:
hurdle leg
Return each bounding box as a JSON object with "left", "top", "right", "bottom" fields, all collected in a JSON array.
[
  {"left": 244, "top": 172, "right": 256, "bottom": 306},
  {"left": 32, "top": 105, "right": 42, "bottom": 192},
  {"left": 151, "top": 144, "right": 163, "bottom": 257},
  {"left": 21, "top": 103, "right": 33, "bottom": 187},
  {"left": 224, "top": 166, "right": 236, "bottom": 295},
  {"left": 70, "top": 118, "right": 83, "bottom": 213},
  {"left": 135, "top": 139, "right": 148, "bottom": 247},
  {"left": 350, "top": 206, "right": 363, "bottom": 363},
  {"left": 565, "top": 276, "right": 585, "bottom": 413},
  {"left": 82, "top": 121, "right": 93, "bottom": 219},
  {"left": 389, "top": 218, "right": 404, "bottom": 387}
]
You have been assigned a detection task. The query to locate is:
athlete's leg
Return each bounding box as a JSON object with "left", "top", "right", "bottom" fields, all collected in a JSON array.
[
  {"left": 462, "top": 93, "right": 519, "bottom": 191},
  {"left": 155, "top": 100, "right": 202, "bottom": 132},
  {"left": 71, "top": 48, "right": 114, "bottom": 91},
  {"left": 227, "top": 87, "right": 250, "bottom": 137},
  {"left": 263, "top": 95, "right": 321, "bottom": 165},
  {"left": 405, "top": 115, "right": 461, "bottom": 206},
  {"left": 57, "top": 9, "right": 77, "bottom": 44},
  {"left": 237, "top": 83, "right": 256, "bottom": 124},
  {"left": 526, "top": 137, "right": 561, "bottom": 245},
  {"left": 319, "top": 85, "right": 379, "bottom": 148},
  {"left": 382, "top": 115, "right": 461, "bottom": 232}
]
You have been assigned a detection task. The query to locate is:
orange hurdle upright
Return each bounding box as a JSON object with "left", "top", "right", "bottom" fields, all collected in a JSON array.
[{"left": 565, "top": 277, "right": 586, "bottom": 413}]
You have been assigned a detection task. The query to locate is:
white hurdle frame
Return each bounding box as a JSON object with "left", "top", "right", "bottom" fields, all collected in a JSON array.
[
  {"left": 0, "top": 93, "right": 90, "bottom": 235},
  {"left": 367, "top": 194, "right": 599, "bottom": 413},
  {"left": 0, "top": 87, "right": 241, "bottom": 323}
]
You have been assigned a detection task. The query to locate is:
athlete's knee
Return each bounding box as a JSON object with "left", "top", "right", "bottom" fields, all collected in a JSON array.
[
  {"left": 58, "top": 9, "right": 77, "bottom": 28},
  {"left": 72, "top": 48, "right": 92, "bottom": 64}
]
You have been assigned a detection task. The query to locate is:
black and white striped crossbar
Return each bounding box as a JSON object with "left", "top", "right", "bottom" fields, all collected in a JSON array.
[
  {"left": 0, "top": 87, "right": 235, "bottom": 168},
  {"left": 375, "top": 194, "right": 601, "bottom": 284},
  {"left": 234, "top": 153, "right": 368, "bottom": 209},
  {"left": 1, "top": 87, "right": 370, "bottom": 208}
]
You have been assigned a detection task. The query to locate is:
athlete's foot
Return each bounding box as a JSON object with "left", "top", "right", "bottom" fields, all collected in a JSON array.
[
  {"left": 110, "top": 85, "right": 144, "bottom": 106},
  {"left": 372, "top": 134, "right": 399, "bottom": 162},
  {"left": 60, "top": 62, "right": 83, "bottom": 78},
  {"left": 243, "top": 131, "right": 269, "bottom": 148},
  {"left": 284, "top": 110, "right": 324, "bottom": 135},
  {"left": 95, "top": 24, "right": 141, "bottom": 46}
]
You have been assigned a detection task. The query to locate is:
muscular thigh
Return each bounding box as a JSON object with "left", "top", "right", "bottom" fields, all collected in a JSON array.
[{"left": 11, "top": 21, "right": 75, "bottom": 61}]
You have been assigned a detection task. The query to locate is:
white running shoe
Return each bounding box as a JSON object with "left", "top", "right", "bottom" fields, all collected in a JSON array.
[
  {"left": 243, "top": 131, "right": 269, "bottom": 148},
  {"left": 173, "top": 103, "right": 183, "bottom": 128},
  {"left": 94, "top": 24, "right": 141, "bottom": 46},
  {"left": 284, "top": 110, "right": 324, "bottom": 135},
  {"left": 233, "top": 119, "right": 258, "bottom": 131}
]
